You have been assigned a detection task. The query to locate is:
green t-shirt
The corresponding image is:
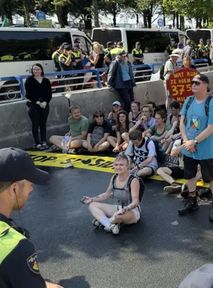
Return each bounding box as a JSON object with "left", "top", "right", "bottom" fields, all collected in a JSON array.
[{"left": 68, "top": 115, "right": 89, "bottom": 137}]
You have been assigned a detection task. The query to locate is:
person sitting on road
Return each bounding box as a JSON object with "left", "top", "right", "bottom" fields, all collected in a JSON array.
[
  {"left": 128, "top": 101, "right": 142, "bottom": 126},
  {"left": 82, "top": 110, "right": 112, "bottom": 153},
  {"left": 129, "top": 105, "right": 155, "bottom": 133},
  {"left": 125, "top": 130, "right": 158, "bottom": 178},
  {"left": 81, "top": 152, "right": 141, "bottom": 235},
  {"left": 144, "top": 110, "right": 171, "bottom": 149},
  {"left": 157, "top": 138, "right": 185, "bottom": 194},
  {"left": 107, "top": 110, "right": 130, "bottom": 153},
  {"left": 49, "top": 105, "right": 89, "bottom": 153},
  {"left": 107, "top": 100, "right": 122, "bottom": 133}
]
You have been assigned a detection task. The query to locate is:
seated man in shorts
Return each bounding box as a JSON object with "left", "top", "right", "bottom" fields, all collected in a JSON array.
[
  {"left": 125, "top": 129, "right": 158, "bottom": 178},
  {"left": 49, "top": 105, "right": 89, "bottom": 152}
]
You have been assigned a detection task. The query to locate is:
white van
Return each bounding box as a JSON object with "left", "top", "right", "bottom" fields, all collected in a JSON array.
[
  {"left": 92, "top": 27, "right": 186, "bottom": 65},
  {"left": 0, "top": 27, "right": 92, "bottom": 99}
]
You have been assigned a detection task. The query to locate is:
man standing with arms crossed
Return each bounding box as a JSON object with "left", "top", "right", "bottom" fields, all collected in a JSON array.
[
  {"left": 0, "top": 147, "right": 63, "bottom": 287},
  {"left": 179, "top": 74, "right": 213, "bottom": 221}
]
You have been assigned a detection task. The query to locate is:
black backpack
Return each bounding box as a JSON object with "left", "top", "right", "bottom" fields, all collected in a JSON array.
[
  {"left": 160, "top": 64, "right": 165, "bottom": 80},
  {"left": 112, "top": 174, "right": 145, "bottom": 203},
  {"left": 145, "top": 138, "right": 166, "bottom": 164},
  {"left": 184, "top": 95, "right": 212, "bottom": 125}
]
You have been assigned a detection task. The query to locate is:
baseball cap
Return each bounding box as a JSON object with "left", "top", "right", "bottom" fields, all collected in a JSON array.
[
  {"left": 196, "top": 74, "right": 209, "bottom": 85},
  {"left": 179, "top": 264, "right": 213, "bottom": 288},
  {"left": 64, "top": 44, "right": 72, "bottom": 51},
  {"left": 0, "top": 147, "right": 49, "bottom": 185},
  {"left": 112, "top": 101, "right": 121, "bottom": 106}
]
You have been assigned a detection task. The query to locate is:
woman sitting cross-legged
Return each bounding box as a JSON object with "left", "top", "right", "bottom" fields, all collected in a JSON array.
[
  {"left": 107, "top": 110, "right": 130, "bottom": 153},
  {"left": 81, "top": 153, "right": 142, "bottom": 235}
]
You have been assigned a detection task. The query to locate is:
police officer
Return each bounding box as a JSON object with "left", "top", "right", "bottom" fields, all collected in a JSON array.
[
  {"left": 104, "top": 41, "right": 114, "bottom": 67},
  {"left": 58, "top": 44, "right": 74, "bottom": 71},
  {"left": 0, "top": 147, "right": 63, "bottom": 288},
  {"left": 52, "top": 42, "right": 68, "bottom": 72},
  {"left": 110, "top": 42, "right": 125, "bottom": 60},
  {"left": 132, "top": 42, "right": 144, "bottom": 65}
]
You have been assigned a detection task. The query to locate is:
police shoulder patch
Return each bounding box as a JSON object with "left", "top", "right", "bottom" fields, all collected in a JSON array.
[{"left": 27, "top": 253, "right": 40, "bottom": 274}]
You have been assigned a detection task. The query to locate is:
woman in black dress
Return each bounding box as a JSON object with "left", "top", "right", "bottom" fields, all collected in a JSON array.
[{"left": 25, "top": 63, "right": 52, "bottom": 150}]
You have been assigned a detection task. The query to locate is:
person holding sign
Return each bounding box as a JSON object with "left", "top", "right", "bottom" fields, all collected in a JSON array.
[
  {"left": 163, "top": 49, "right": 181, "bottom": 109},
  {"left": 179, "top": 74, "right": 213, "bottom": 221}
]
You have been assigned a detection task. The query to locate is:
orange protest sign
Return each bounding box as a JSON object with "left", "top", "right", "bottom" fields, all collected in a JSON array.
[{"left": 167, "top": 68, "right": 198, "bottom": 103}]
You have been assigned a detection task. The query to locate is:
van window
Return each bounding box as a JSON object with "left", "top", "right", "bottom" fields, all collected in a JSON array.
[
  {"left": 73, "top": 35, "right": 92, "bottom": 55},
  {"left": 126, "top": 31, "right": 179, "bottom": 53},
  {"left": 186, "top": 30, "right": 211, "bottom": 44},
  {"left": 0, "top": 31, "right": 71, "bottom": 62},
  {"left": 92, "top": 29, "right": 122, "bottom": 46}
]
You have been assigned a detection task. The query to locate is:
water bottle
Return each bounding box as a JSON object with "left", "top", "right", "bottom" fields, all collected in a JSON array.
[{"left": 62, "top": 135, "right": 70, "bottom": 153}]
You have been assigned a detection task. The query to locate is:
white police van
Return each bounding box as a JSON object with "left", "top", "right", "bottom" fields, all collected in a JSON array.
[
  {"left": 0, "top": 27, "right": 92, "bottom": 100},
  {"left": 92, "top": 27, "right": 186, "bottom": 65}
]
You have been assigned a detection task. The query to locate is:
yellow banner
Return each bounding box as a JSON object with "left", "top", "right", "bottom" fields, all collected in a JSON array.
[{"left": 28, "top": 151, "right": 208, "bottom": 187}]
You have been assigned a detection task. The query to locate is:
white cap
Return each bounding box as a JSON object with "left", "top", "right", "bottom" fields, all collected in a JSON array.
[
  {"left": 170, "top": 48, "right": 183, "bottom": 57},
  {"left": 112, "top": 101, "right": 121, "bottom": 106},
  {"left": 179, "top": 264, "right": 213, "bottom": 288}
]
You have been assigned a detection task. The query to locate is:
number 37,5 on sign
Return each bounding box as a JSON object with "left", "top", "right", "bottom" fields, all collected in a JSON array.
[{"left": 167, "top": 68, "right": 198, "bottom": 103}]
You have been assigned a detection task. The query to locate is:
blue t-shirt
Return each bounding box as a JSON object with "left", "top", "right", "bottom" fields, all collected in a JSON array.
[
  {"left": 120, "top": 62, "right": 130, "bottom": 82},
  {"left": 180, "top": 96, "right": 213, "bottom": 160}
]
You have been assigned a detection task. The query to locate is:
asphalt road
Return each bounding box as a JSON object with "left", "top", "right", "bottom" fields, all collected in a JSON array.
[{"left": 13, "top": 167, "right": 213, "bottom": 288}]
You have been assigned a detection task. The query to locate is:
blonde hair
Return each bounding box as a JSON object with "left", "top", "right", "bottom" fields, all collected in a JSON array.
[{"left": 93, "top": 42, "right": 104, "bottom": 53}]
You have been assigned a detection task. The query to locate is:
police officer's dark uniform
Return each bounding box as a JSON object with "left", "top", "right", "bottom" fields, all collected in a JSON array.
[{"left": 0, "top": 147, "right": 52, "bottom": 288}]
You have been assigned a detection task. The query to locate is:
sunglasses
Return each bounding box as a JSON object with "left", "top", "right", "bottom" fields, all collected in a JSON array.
[
  {"left": 95, "top": 115, "right": 103, "bottom": 118},
  {"left": 191, "top": 80, "right": 202, "bottom": 86}
]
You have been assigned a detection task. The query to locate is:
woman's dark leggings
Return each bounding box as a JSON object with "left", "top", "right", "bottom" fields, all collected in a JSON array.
[{"left": 28, "top": 104, "right": 49, "bottom": 145}]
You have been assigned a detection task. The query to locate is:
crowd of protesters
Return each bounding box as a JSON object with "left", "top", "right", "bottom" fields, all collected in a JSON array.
[{"left": 46, "top": 73, "right": 213, "bottom": 230}]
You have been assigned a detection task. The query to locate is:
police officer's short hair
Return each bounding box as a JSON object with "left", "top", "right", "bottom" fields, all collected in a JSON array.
[{"left": 0, "top": 181, "right": 12, "bottom": 193}]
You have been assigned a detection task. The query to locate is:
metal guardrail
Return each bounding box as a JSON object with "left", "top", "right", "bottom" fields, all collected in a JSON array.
[{"left": 0, "top": 59, "right": 211, "bottom": 102}]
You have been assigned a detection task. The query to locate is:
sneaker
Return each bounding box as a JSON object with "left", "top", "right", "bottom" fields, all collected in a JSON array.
[
  {"left": 209, "top": 205, "right": 213, "bottom": 222},
  {"left": 35, "top": 144, "right": 42, "bottom": 150},
  {"left": 164, "top": 183, "right": 182, "bottom": 194},
  {"left": 107, "top": 223, "right": 120, "bottom": 235},
  {"left": 92, "top": 219, "right": 100, "bottom": 227},
  {"left": 197, "top": 188, "right": 212, "bottom": 199},
  {"left": 92, "top": 219, "right": 104, "bottom": 230},
  {"left": 42, "top": 142, "right": 48, "bottom": 149},
  {"left": 178, "top": 197, "right": 199, "bottom": 216}
]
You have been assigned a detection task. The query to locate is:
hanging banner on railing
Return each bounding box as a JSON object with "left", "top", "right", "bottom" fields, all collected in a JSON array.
[{"left": 167, "top": 67, "right": 198, "bottom": 103}]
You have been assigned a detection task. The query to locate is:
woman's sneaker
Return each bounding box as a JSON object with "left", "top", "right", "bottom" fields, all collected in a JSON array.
[
  {"left": 108, "top": 223, "right": 120, "bottom": 235},
  {"left": 163, "top": 183, "right": 182, "bottom": 194},
  {"left": 92, "top": 219, "right": 104, "bottom": 230}
]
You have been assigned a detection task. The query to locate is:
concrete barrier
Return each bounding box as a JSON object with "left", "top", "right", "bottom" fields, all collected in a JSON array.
[
  {"left": 0, "top": 71, "right": 212, "bottom": 149},
  {"left": 69, "top": 79, "right": 166, "bottom": 118},
  {"left": 0, "top": 96, "right": 70, "bottom": 148}
]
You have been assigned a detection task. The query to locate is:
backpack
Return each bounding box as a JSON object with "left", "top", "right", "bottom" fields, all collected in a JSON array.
[
  {"left": 160, "top": 64, "right": 165, "bottom": 80},
  {"left": 112, "top": 174, "right": 145, "bottom": 203},
  {"left": 184, "top": 95, "right": 212, "bottom": 125},
  {"left": 145, "top": 138, "right": 166, "bottom": 164}
]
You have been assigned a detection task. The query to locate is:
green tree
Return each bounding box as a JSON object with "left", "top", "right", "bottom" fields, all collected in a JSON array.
[
  {"left": 137, "top": 0, "right": 162, "bottom": 28},
  {"left": 163, "top": 0, "right": 213, "bottom": 28}
]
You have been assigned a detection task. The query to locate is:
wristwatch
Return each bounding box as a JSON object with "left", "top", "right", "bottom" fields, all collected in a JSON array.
[{"left": 193, "top": 139, "right": 198, "bottom": 145}]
